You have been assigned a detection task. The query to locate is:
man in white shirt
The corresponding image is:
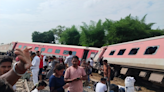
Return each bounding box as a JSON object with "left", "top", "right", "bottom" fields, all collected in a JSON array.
[
  {"left": 43, "top": 55, "right": 47, "bottom": 68},
  {"left": 89, "top": 58, "right": 94, "bottom": 67},
  {"left": 31, "top": 52, "right": 40, "bottom": 86},
  {"left": 64, "top": 51, "right": 73, "bottom": 67},
  {"left": 96, "top": 78, "right": 107, "bottom": 92}
]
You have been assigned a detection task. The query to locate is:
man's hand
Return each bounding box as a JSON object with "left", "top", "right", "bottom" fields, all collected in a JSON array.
[
  {"left": 14, "top": 47, "right": 32, "bottom": 69},
  {"left": 63, "top": 83, "right": 69, "bottom": 89}
]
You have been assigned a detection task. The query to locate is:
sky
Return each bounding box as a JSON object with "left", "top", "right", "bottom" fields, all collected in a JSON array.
[{"left": 0, "top": 0, "right": 164, "bottom": 44}]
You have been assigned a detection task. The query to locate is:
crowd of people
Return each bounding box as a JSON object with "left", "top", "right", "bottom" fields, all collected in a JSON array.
[{"left": 0, "top": 48, "right": 112, "bottom": 92}]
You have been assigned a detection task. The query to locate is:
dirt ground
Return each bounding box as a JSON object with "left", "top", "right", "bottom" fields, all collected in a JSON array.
[{"left": 16, "top": 73, "right": 161, "bottom": 92}]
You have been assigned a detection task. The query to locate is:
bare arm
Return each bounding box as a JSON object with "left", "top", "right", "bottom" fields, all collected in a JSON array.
[{"left": 0, "top": 47, "right": 32, "bottom": 86}]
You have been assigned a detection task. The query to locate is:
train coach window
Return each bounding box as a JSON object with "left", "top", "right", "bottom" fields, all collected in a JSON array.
[
  {"left": 72, "top": 51, "right": 76, "bottom": 55},
  {"left": 55, "top": 49, "right": 60, "bottom": 53},
  {"left": 90, "top": 52, "right": 95, "bottom": 57},
  {"left": 63, "top": 50, "right": 69, "bottom": 54},
  {"left": 144, "top": 46, "right": 158, "bottom": 55},
  {"left": 18, "top": 45, "right": 22, "bottom": 48},
  {"left": 129, "top": 48, "right": 139, "bottom": 55},
  {"left": 48, "top": 49, "right": 53, "bottom": 52},
  {"left": 41, "top": 48, "right": 45, "bottom": 52},
  {"left": 109, "top": 50, "right": 115, "bottom": 55},
  {"left": 23, "top": 46, "right": 27, "bottom": 49},
  {"left": 34, "top": 47, "right": 39, "bottom": 51},
  {"left": 117, "top": 49, "right": 126, "bottom": 55}
]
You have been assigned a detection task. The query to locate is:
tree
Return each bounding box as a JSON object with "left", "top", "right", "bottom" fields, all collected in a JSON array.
[
  {"left": 80, "top": 20, "right": 105, "bottom": 47},
  {"left": 32, "top": 31, "right": 55, "bottom": 43},
  {"left": 59, "top": 25, "right": 80, "bottom": 45},
  {"left": 51, "top": 25, "right": 65, "bottom": 43},
  {"left": 32, "top": 31, "right": 42, "bottom": 42},
  {"left": 105, "top": 14, "right": 163, "bottom": 45}
]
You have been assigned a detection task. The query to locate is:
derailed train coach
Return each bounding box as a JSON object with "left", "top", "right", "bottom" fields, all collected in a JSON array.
[
  {"left": 0, "top": 43, "right": 13, "bottom": 55},
  {"left": 8, "top": 41, "right": 100, "bottom": 61},
  {"left": 93, "top": 35, "right": 164, "bottom": 86}
]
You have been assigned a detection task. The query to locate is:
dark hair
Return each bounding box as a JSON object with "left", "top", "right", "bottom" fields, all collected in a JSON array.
[
  {"left": 50, "top": 57, "right": 53, "bottom": 60},
  {"left": 45, "top": 59, "right": 48, "bottom": 62},
  {"left": 31, "top": 52, "right": 36, "bottom": 56},
  {"left": 69, "top": 51, "right": 72, "bottom": 55},
  {"left": 72, "top": 56, "right": 79, "bottom": 60},
  {"left": 53, "top": 64, "right": 65, "bottom": 73},
  {"left": 53, "top": 55, "right": 56, "bottom": 58},
  {"left": 91, "top": 58, "right": 93, "bottom": 60},
  {"left": 101, "top": 78, "right": 106, "bottom": 81},
  {"left": 0, "top": 56, "right": 13, "bottom": 65},
  {"left": 30, "top": 81, "right": 47, "bottom": 91},
  {"left": 103, "top": 60, "right": 107, "bottom": 63},
  {"left": 38, "top": 81, "right": 47, "bottom": 87},
  {"left": 88, "top": 61, "right": 90, "bottom": 63},
  {"left": 36, "top": 51, "right": 40, "bottom": 53}
]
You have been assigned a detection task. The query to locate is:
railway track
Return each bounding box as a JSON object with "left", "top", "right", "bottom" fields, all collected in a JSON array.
[{"left": 15, "top": 79, "right": 30, "bottom": 92}]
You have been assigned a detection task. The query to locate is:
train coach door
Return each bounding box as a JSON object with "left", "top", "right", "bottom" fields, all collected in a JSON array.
[{"left": 82, "top": 50, "right": 89, "bottom": 60}]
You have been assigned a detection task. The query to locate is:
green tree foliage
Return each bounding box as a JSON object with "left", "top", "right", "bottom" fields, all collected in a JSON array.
[
  {"left": 59, "top": 25, "right": 80, "bottom": 45},
  {"left": 80, "top": 20, "right": 105, "bottom": 47},
  {"left": 106, "top": 14, "right": 163, "bottom": 44},
  {"left": 32, "top": 14, "right": 163, "bottom": 47},
  {"left": 51, "top": 25, "right": 65, "bottom": 42},
  {"left": 32, "top": 30, "right": 55, "bottom": 43}
]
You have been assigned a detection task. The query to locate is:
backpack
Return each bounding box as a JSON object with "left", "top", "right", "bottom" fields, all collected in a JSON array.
[
  {"left": 107, "top": 65, "right": 114, "bottom": 80},
  {"left": 110, "top": 68, "right": 114, "bottom": 80}
]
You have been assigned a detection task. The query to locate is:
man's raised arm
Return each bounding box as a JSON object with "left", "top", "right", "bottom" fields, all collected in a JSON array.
[{"left": 0, "top": 47, "right": 32, "bottom": 86}]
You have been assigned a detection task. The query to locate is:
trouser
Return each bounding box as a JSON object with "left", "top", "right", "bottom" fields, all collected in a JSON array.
[
  {"left": 32, "top": 69, "right": 39, "bottom": 86},
  {"left": 104, "top": 77, "right": 110, "bottom": 91},
  {"left": 88, "top": 75, "right": 90, "bottom": 82}
]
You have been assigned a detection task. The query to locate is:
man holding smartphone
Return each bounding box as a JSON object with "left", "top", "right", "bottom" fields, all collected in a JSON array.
[{"left": 64, "top": 56, "right": 87, "bottom": 92}]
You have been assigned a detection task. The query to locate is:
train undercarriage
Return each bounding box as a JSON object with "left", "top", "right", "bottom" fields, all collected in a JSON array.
[{"left": 93, "top": 62, "right": 164, "bottom": 87}]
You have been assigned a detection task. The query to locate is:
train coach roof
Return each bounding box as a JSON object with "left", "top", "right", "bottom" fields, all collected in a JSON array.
[
  {"left": 107, "top": 35, "right": 164, "bottom": 47},
  {"left": 13, "top": 41, "right": 100, "bottom": 50}
]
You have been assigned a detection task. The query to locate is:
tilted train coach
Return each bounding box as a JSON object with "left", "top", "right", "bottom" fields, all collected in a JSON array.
[
  {"left": 0, "top": 42, "right": 100, "bottom": 61},
  {"left": 93, "top": 35, "right": 164, "bottom": 85}
]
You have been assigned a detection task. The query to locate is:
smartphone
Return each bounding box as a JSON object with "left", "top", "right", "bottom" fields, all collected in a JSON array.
[{"left": 77, "top": 78, "right": 80, "bottom": 80}]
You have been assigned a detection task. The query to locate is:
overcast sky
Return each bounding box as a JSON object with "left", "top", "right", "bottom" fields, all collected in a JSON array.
[{"left": 0, "top": 0, "right": 164, "bottom": 44}]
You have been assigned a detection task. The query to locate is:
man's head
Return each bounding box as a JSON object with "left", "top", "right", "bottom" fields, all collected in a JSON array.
[
  {"left": 100, "top": 78, "right": 106, "bottom": 84},
  {"left": 50, "top": 57, "right": 54, "bottom": 61},
  {"left": 103, "top": 60, "right": 108, "bottom": 65},
  {"left": 36, "top": 51, "right": 40, "bottom": 56},
  {"left": 91, "top": 58, "right": 93, "bottom": 60},
  {"left": 53, "top": 55, "right": 56, "bottom": 59},
  {"left": 69, "top": 51, "right": 72, "bottom": 55},
  {"left": 88, "top": 61, "right": 90, "bottom": 65},
  {"left": 72, "top": 56, "right": 79, "bottom": 67},
  {"left": 31, "top": 52, "right": 36, "bottom": 58},
  {"left": 82, "top": 59, "right": 86, "bottom": 63},
  {"left": 37, "top": 80, "right": 47, "bottom": 90},
  {"left": 0, "top": 56, "right": 13, "bottom": 75}
]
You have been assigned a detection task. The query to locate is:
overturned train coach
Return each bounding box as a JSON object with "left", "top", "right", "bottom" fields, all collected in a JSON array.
[
  {"left": 0, "top": 42, "right": 100, "bottom": 61},
  {"left": 93, "top": 35, "right": 164, "bottom": 86},
  {"left": 0, "top": 43, "right": 13, "bottom": 55}
]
